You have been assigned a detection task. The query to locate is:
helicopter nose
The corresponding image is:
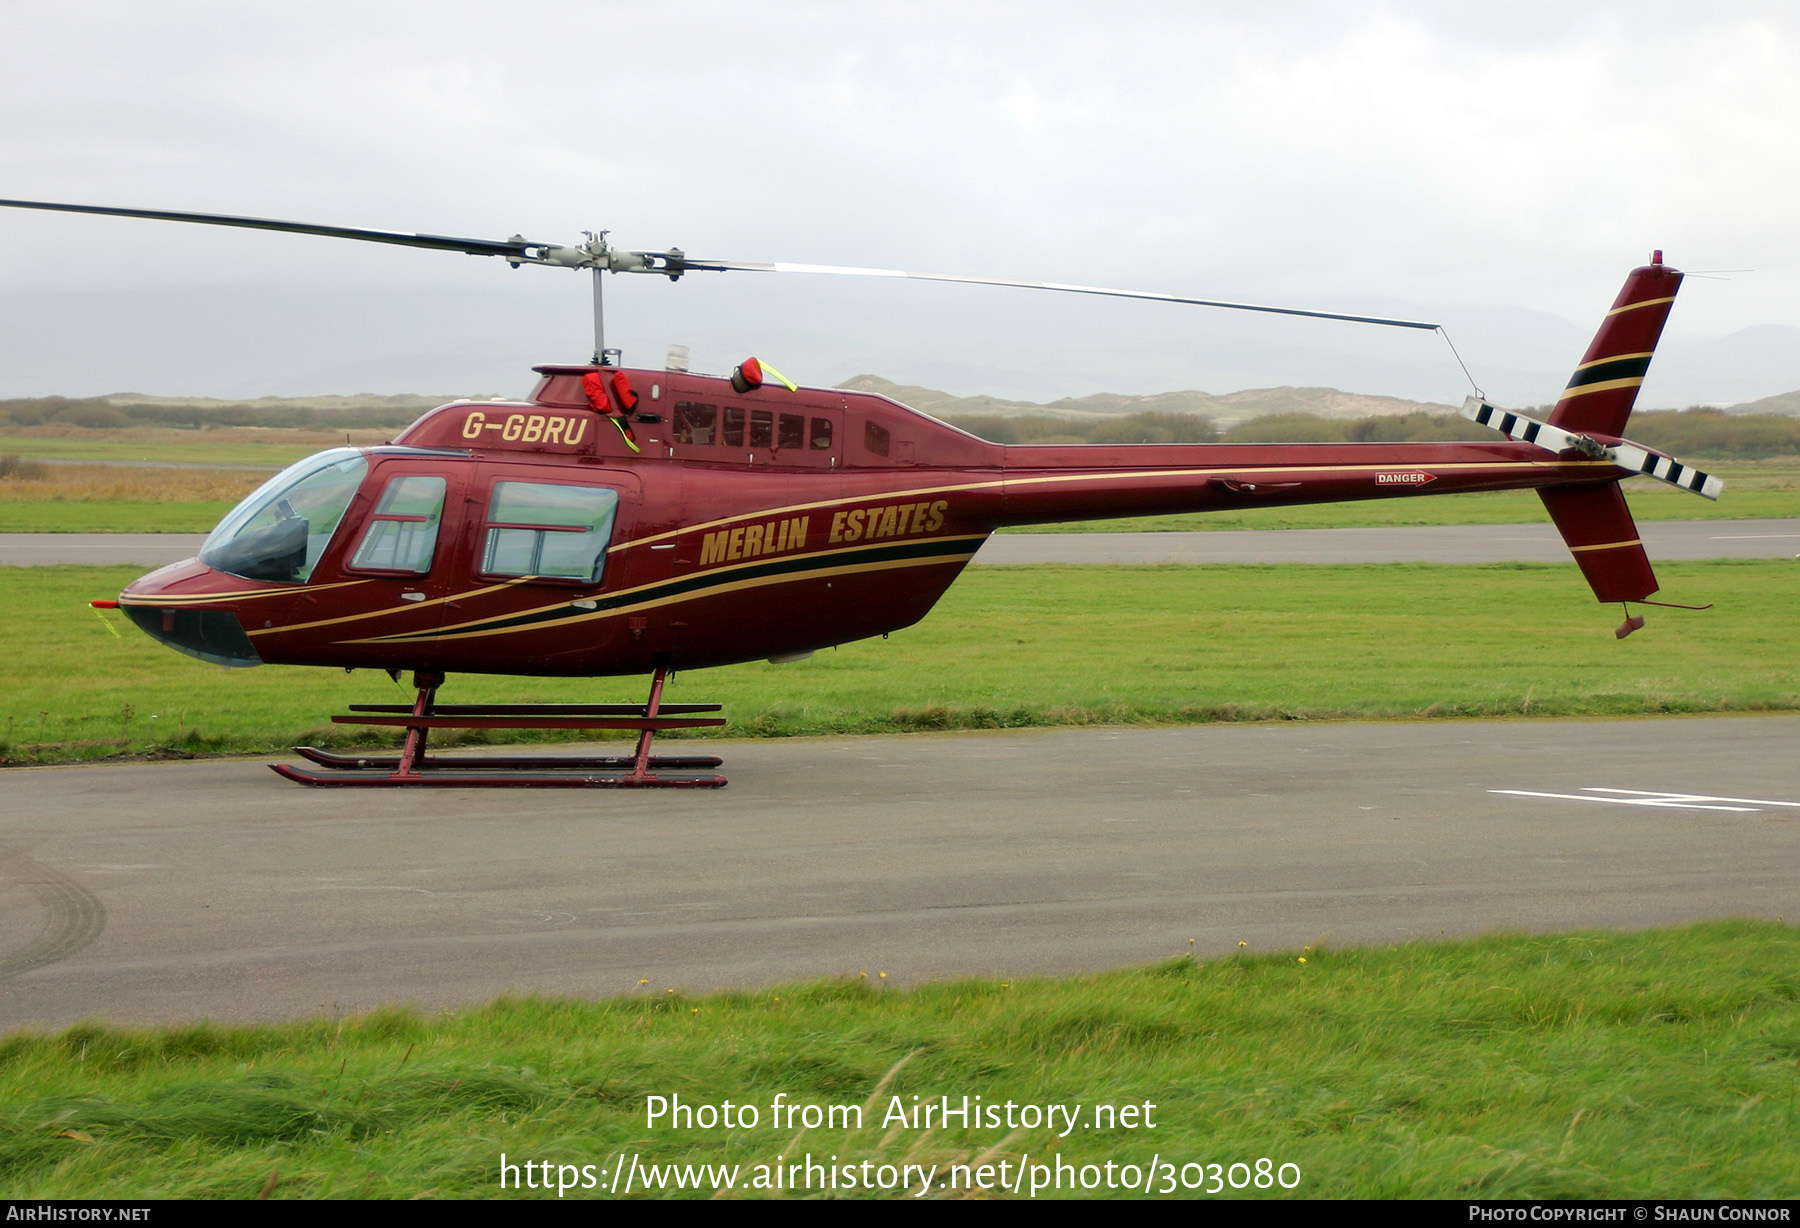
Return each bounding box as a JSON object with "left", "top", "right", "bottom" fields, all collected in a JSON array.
[{"left": 116, "top": 557, "right": 264, "bottom": 668}]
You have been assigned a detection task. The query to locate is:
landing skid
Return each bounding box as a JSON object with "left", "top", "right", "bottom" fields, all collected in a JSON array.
[
  {"left": 270, "top": 764, "right": 727, "bottom": 788},
  {"left": 290, "top": 747, "right": 724, "bottom": 772},
  {"left": 271, "top": 667, "right": 728, "bottom": 788}
]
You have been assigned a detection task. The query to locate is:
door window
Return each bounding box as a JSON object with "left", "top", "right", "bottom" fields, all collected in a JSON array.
[
  {"left": 480, "top": 481, "right": 620, "bottom": 582},
  {"left": 349, "top": 475, "right": 447, "bottom": 574}
]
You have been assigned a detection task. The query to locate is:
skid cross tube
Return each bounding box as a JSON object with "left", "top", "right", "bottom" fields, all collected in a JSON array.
[{"left": 270, "top": 667, "right": 728, "bottom": 788}]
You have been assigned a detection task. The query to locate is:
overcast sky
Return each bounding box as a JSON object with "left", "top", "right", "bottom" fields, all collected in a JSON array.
[{"left": 3, "top": 1, "right": 1798, "bottom": 405}]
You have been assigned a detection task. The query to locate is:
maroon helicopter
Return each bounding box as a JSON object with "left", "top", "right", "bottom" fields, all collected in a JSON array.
[{"left": 1, "top": 200, "right": 1721, "bottom": 788}]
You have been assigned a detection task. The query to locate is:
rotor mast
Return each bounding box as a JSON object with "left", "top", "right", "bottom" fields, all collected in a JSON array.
[
  {"left": 570, "top": 228, "right": 674, "bottom": 366},
  {"left": 585, "top": 233, "right": 612, "bottom": 366}
]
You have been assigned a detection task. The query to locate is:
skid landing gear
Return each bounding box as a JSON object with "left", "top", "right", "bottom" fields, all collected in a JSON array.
[{"left": 271, "top": 667, "right": 728, "bottom": 788}]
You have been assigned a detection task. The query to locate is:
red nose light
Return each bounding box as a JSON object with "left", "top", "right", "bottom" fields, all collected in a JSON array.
[{"left": 90, "top": 599, "right": 119, "bottom": 609}]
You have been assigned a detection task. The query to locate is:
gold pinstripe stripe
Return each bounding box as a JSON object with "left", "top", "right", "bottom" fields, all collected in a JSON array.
[
  {"left": 254, "top": 534, "right": 985, "bottom": 640},
  {"left": 628, "top": 533, "right": 987, "bottom": 603},
  {"left": 1557, "top": 377, "right": 1644, "bottom": 400},
  {"left": 1568, "top": 539, "right": 1642, "bottom": 553},
  {"left": 608, "top": 459, "right": 1618, "bottom": 553},
  {"left": 1573, "top": 350, "right": 1654, "bottom": 371},
  {"left": 247, "top": 578, "right": 538, "bottom": 637},
  {"left": 123, "top": 579, "right": 369, "bottom": 606},
  {"left": 1605, "top": 295, "right": 1675, "bottom": 317},
  {"left": 362, "top": 534, "right": 987, "bottom": 640},
  {"left": 342, "top": 549, "right": 981, "bottom": 645}
]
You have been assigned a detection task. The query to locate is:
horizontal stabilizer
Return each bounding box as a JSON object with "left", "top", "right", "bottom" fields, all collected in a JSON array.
[
  {"left": 1538, "top": 483, "right": 1658, "bottom": 605},
  {"left": 1608, "top": 443, "right": 1722, "bottom": 500},
  {"left": 1463, "top": 397, "right": 1588, "bottom": 452},
  {"left": 1460, "top": 398, "right": 1722, "bottom": 501}
]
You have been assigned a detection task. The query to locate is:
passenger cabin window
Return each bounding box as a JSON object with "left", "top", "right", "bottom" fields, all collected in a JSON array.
[
  {"left": 349, "top": 475, "right": 447, "bottom": 574},
  {"left": 749, "top": 409, "right": 773, "bottom": 449},
  {"left": 480, "top": 482, "right": 619, "bottom": 583},
  {"left": 668, "top": 395, "right": 837, "bottom": 464},
  {"left": 673, "top": 402, "right": 716, "bottom": 445},
  {"left": 864, "top": 421, "right": 891, "bottom": 458}
]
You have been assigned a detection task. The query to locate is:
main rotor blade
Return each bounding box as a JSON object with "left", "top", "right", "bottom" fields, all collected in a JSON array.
[
  {"left": 681, "top": 259, "right": 1441, "bottom": 331},
  {"left": 0, "top": 198, "right": 1440, "bottom": 329},
  {"left": 0, "top": 198, "right": 553, "bottom": 262}
]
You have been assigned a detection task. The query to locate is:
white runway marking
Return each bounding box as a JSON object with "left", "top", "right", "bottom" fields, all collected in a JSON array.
[{"left": 1492, "top": 787, "right": 1800, "bottom": 813}]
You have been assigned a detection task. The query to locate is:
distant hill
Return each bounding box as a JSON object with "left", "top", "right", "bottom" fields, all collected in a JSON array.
[
  {"left": 838, "top": 374, "right": 1461, "bottom": 427},
  {"left": 12, "top": 377, "right": 1796, "bottom": 425},
  {"left": 840, "top": 374, "right": 1800, "bottom": 425},
  {"left": 95, "top": 391, "right": 482, "bottom": 412},
  {"left": 1729, "top": 390, "right": 1800, "bottom": 416}
]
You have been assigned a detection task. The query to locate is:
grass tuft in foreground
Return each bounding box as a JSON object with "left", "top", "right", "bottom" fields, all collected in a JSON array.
[{"left": 1, "top": 923, "right": 1796, "bottom": 1199}]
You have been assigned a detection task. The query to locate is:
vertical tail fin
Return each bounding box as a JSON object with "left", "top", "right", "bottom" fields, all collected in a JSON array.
[
  {"left": 1466, "top": 255, "right": 1712, "bottom": 634},
  {"left": 1538, "top": 484, "right": 1657, "bottom": 605},
  {"left": 1541, "top": 255, "right": 1681, "bottom": 625},
  {"left": 1547, "top": 253, "right": 1683, "bottom": 437}
]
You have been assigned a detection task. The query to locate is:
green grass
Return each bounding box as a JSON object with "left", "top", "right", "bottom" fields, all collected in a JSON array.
[
  {"left": 0, "top": 435, "right": 319, "bottom": 467},
  {"left": 3, "top": 560, "right": 1795, "bottom": 765},
  {"left": 1, "top": 922, "right": 1795, "bottom": 1199},
  {"left": 0, "top": 501, "right": 234, "bottom": 533}
]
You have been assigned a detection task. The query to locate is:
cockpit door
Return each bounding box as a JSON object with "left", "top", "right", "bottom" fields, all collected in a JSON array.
[{"left": 301, "top": 457, "right": 467, "bottom": 647}]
